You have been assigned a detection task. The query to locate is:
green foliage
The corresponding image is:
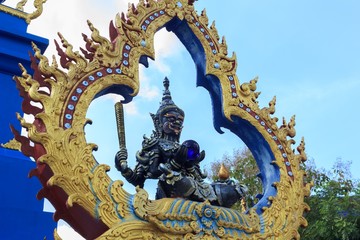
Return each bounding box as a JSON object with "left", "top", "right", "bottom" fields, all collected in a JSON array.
[
  {"left": 208, "top": 147, "right": 261, "bottom": 209},
  {"left": 209, "top": 148, "right": 360, "bottom": 239},
  {"left": 300, "top": 158, "right": 360, "bottom": 240}
]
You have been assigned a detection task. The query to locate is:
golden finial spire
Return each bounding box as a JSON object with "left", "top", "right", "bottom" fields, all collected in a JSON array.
[{"left": 218, "top": 163, "right": 230, "bottom": 181}]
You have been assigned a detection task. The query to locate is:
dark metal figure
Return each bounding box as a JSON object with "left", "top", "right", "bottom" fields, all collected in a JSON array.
[{"left": 115, "top": 77, "right": 247, "bottom": 208}]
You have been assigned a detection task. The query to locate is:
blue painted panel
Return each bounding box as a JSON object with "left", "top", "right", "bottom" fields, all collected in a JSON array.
[
  {"left": 0, "top": 11, "right": 48, "bottom": 144},
  {"left": 0, "top": 72, "right": 23, "bottom": 144},
  {"left": 0, "top": 148, "right": 44, "bottom": 208},
  {"left": 0, "top": 208, "right": 55, "bottom": 239},
  {"left": 0, "top": 8, "right": 56, "bottom": 240},
  {"left": 0, "top": 148, "right": 57, "bottom": 239}
]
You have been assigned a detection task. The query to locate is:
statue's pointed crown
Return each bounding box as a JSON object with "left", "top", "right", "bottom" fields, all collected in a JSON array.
[
  {"left": 156, "top": 77, "right": 184, "bottom": 117},
  {"left": 160, "top": 77, "right": 174, "bottom": 107}
]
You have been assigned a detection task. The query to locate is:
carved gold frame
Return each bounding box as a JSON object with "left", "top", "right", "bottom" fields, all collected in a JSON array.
[
  {"left": 13, "top": 0, "right": 311, "bottom": 239},
  {"left": 0, "top": 0, "right": 46, "bottom": 24}
]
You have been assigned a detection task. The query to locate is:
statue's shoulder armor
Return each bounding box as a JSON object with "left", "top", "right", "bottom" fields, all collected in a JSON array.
[
  {"left": 141, "top": 131, "right": 159, "bottom": 150},
  {"left": 135, "top": 132, "right": 160, "bottom": 165}
]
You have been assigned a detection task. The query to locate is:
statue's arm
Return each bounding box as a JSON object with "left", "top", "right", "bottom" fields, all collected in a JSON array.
[{"left": 115, "top": 149, "right": 146, "bottom": 188}]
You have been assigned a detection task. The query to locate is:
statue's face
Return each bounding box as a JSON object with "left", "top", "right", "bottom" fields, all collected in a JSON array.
[{"left": 161, "top": 110, "right": 184, "bottom": 136}]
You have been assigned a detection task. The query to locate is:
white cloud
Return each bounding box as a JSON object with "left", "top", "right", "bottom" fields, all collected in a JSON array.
[
  {"left": 57, "top": 220, "right": 85, "bottom": 240},
  {"left": 102, "top": 93, "right": 124, "bottom": 103},
  {"left": 139, "top": 83, "right": 160, "bottom": 100},
  {"left": 22, "top": 0, "right": 131, "bottom": 58},
  {"left": 138, "top": 68, "right": 161, "bottom": 100},
  {"left": 152, "top": 29, "right": 184, "bottom": 75},
  {"left": 124, "top": 101, "right": 139, "bottom": 115},
  {"left": 115, "top": 0, "right": 139, "bottom": 12}
]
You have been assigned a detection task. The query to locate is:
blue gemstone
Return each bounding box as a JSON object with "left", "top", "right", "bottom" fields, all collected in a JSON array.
[
  {"left": 285, "top": 162, "right": 291, "bottom": 166},
  {"left": 267, "top": 128, "right": 272, "bottom": 133},
  {"left": 214, "top": 63, "right": 220, "bottom": 69},
  {"left": 205, "top": 35, "right": 210, "bottom": 39},
  {"left": 255, "top": 115, "right": 260, "bottom": 120},
  {"left": 278, "top": 145, "right": 283, "bottom": 149},
  {"left": 82, "top": 81, "right": 89, "bottom": 86},
  {"left": 76, "top": 88, "right": 82, "bottom": 94},
  {"left": 141, "top": 25, "right": 147, "bottom": 30},
  {"left": 106, "top": 68, "right": 113, "bottom": 73},
  {"left": 65, "top": 114, "right": 72, "bottom": 120},
  {"left": 68, "top": 104, "right": 74, "bottom": 110},
  {"left": 231, "top": 84, "right": 235, "bottom": 89},
  {"left": 283, "top": 153, "right": 288, "bottom": 158},
  {"left": 209, "top": 42, "right": 214, "bottom": 46},
  {"left": 97, "top": 72, "right": 103, "bottom": 77},
  {"left": 261, "top": 121, "right": 265, "bottom": 126},
  {"left": 89, "top": 75, "right": 95, "bottom": 81},
  {"left": 246, "top": 108, "right": 251, "bottom": 112},
  {"left": 288, "top": 171, "right": 293, "bottom": 177},
  {"left": 200, "top": 28, "right": 205, "bottom": 32},
  {"left": 228, "top": 76, "right": 234, "bottom": 81},
  {"left": 141, "top": 40, "right": 146, "bottom": 47},
  {"left": 64, "top": 123, "right": 71, "bottom": 129},
  {"left": 123, "top": 52, "right": 129, "bottom": 58},
  {"left": 71, "top": 96, "right": 78, "bottom": 101},
  {"left": 145, "top": 20, "right": 150, "bottom": 24},
  {"left": 154, "top": 13, "right": 159, "bottom": 17},
  {"left": 239, "top": 103, "right": 244, "bottom": 108},
  {"left": 116, "top": 68, "right": 122, "bottom": 74},
  {"left": 273, "top": 136, "right": 278, "bottom": 141},
  {"left": 123, "top": 60, "right": 129, "bottom": 66},
  {"left": 150, "top": 16, "right": 154, "bottom": 20},
  {"left": 125, "top": 45, "right": 131, "bottom": 50},
  {"left": 176, "top": 2, "right": 182, "bottom": 7},
  {"left": 232, "top": 93, "right": 237, "bottom": 97},
  {"left": 160, "top": 10, "right": 164, "bottom": 14}
]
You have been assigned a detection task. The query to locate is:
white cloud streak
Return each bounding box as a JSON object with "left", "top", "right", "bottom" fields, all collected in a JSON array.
[{"left": 57, "top": 220, "right": 85, "bottom": 240}]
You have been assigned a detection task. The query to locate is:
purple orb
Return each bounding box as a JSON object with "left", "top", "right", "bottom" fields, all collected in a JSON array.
[{"left": 182, "top": 140, "right": 200, "bottom": 161}]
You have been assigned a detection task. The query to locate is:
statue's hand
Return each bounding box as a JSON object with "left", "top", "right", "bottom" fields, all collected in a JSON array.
[
  {"left": 174, "top": 144, "right": 188, "bottom": 164},
  {"left": 115, "top": 148, "right": 129, "bottom": 173},
  {"left": 174, "top": 142, "right": 206, "bottom": 166},
  {"left": 159, "top": 163, "right": 181, "bottom": 184},
  {"left": 159, "top": 163, "right": 172, "bottom": 176}
]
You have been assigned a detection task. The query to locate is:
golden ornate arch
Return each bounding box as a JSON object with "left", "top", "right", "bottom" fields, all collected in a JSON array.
[{"left": 13, "top": 0, "right": 311, "bottom": 239}]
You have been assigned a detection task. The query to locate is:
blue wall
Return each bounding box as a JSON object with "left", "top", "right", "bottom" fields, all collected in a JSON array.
[
  {"left": 0, "top": 10, "right": 48, "bottom": 144},
  {"left": 0, "top": 7, "right": 57, "bottom": 240}
]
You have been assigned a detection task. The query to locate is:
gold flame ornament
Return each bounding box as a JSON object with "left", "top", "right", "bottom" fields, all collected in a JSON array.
[{"left": 218, "top": 163, "right": 230, "bottom": 181}]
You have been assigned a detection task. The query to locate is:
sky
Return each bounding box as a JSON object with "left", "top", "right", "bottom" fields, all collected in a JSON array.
[{"left": 3, "top": 0, "right": 360, "bottom": 239}]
